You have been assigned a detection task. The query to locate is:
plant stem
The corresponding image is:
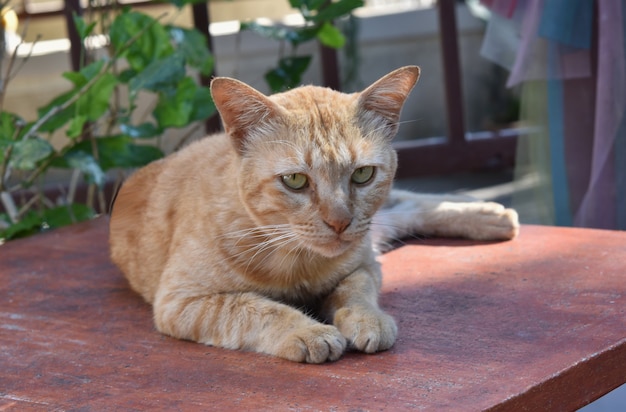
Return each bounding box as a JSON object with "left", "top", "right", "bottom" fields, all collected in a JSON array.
[
  {"left": 20, "top": 11, "right": 169, "bottom": 144},
  {"left": 0, "top": 144, "right": 12, "bottom": 192},
  {"left": 0, "top": 191, "right": 18, "bottom": 223},
  {"left": 20, "top": 64, "right": 110, "bottom": 143}
]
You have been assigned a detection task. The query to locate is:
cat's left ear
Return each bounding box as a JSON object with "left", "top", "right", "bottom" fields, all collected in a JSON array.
[
  {"left": 211, "top": 77, "right": 284, "bottom": 153},
  {"left": 357, "top": 66, "right": 420, "bottom": 139}
]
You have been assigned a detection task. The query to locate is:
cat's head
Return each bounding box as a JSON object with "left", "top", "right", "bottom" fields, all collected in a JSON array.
[{"left": 211, "top": 66, "right": 420, "bottom": 258}]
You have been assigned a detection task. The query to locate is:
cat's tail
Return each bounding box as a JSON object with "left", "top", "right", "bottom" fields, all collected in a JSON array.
[{"left": 370, "top": 189, "right": 519, "bottom": 252}]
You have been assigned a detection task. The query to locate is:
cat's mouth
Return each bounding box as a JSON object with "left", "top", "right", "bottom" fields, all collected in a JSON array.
[{"left": 305, "top": 234, "right": 360, "bottom": 258}]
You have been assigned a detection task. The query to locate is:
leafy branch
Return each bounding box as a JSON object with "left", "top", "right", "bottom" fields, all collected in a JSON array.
[
  {"left": 241, "top": 0, "right": 364, "bottom": 92},
  {"left": 0, "top": 1, "right": 216, "bottom": 241}
]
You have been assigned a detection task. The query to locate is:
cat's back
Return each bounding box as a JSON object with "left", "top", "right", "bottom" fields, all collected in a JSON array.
[{"left": 109, "top": 133, "right": 234, "bottom": 302}]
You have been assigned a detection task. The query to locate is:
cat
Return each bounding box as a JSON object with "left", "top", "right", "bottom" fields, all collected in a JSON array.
[{"left": 109, "top": 66, "right": 519, "bottom": 363}]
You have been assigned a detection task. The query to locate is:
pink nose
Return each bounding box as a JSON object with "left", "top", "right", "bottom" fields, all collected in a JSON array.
[{"left": 324, "top": 218, "right": 352, "bottom": 234}]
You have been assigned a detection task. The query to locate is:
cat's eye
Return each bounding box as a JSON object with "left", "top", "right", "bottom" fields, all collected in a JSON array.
[
  {"left": 351, "top": 166, "right": 376, "bottom": 185},
  {"left": 281, "top": 173, "right": 308, "bottom": 190}
]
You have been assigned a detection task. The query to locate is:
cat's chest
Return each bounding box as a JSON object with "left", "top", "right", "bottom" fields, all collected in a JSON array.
[{"left": 227, "top": 246, "right": 354, "bottom": 304}]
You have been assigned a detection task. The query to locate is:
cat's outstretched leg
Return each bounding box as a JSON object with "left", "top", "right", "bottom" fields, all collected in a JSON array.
[
  {"left": 371, "top": 189, "right": 519, "bottom": 251},
  {"left": 320, "top": 264, "right": 397, "bottom": 353},
  {"left": 153, "top": 286, "right": 346, "bottom": 363}
]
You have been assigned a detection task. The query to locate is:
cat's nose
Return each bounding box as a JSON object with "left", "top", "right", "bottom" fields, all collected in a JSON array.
[{"left": 324, "top": 217, "right": 353, "bottom": 234}]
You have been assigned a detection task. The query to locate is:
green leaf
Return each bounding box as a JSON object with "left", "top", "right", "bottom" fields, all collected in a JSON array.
[
  {"left": 66, "top": 115, "right": 88, "bottom": 139},
  {"left": 73, "top": 13, "right": 96, "bottom": 41},
  {"left": 109, "top": 10, "right": 174, "bottom": 72},
  {"left": 264, "top": 56, "right": 312, "bottom": 93},
  {"left": 62, "top": 71, "right": 85, "bottom": 87},
  {"left": 118, "top": 68, "right": 137, "bottom": 84},
  {"left": 58, "top": 136, "right": 163, "bottom": 172},
  {"left": 39, "top": 203, "right": 95, "bottom": 229},
  {"left": 0, "top": 141, "right": 9, "bottom": 164},
  {"left": 169, "top": 27, "right": 214, "bottom": 76},
  {"left": 290, "top": 0, "right": 326, "bottom": 19},
  {"left": 240, "top": 21, "right": 291, "bottom": 41},
  {"left": 305, "top": 0, "right": 329, "bottom": 10},
  {"left": 0, "top": 112, "right": 24, "bottom": 141},
  {"left": 316, "top": 22, "right": 345, "bottom": 48},
  {"left": 151, "top": 75, "right": 215, "bottom": 127},
  {"left": 310, "top": 0, "right": 364, "bottom": 23},
  {"left": 99, "top": 137, "right": 164, "bottom": 170},
  {"left": 77, "top": 73, "right": 118, "bottom": 121},
  {"left": 0, "top": 210, "right": 43, "bottom": 240},
  {"left": 38, "top": 62, "right": 115, "bottom": 132},
  {"left": 153, "top": 76, "right": 196, "bottom": 128},
  {"left": 0, "top": 204, "right": 96, "bottom": 241},
  {"left": 167, "top": 0, "right": 208, "bottom": 9},
  {"left": 120, "top": 122, "right": 162, "bottom": 139},
  {"left": 63, "top": 151, "right": 106, "bottom": 187},
  {"left": 9, "top": 138, "right": 54, "bottom": 170},
  {"left": 129, "top": 53, "right": 186, "bottom": 95},
  {"left": 188, "top": 86, "right": 216, "bottom": 123},
  {"left": 37, "top": 89, "right": 77, "bottom": 132},
  {"left": 63, "top": 60, "right": 105, "bottom": 87},
  {"left": 240, "top": 21, "right": 319, "bottom": 47}
]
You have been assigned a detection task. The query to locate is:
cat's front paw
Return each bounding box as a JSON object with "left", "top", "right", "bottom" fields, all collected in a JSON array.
[
  {"left": 276, "top": 324, "right": 346, "bottom": 363},
  {"left": 333, "top": 307, "right": 397, "bottom": 353},
  {"left": 467, "top": 202, "right": 519, "bottom": 241}
]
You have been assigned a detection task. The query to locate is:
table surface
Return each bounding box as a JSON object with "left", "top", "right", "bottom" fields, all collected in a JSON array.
[{"left": 1, "top": 217, "right": 625, "bottom": 411}]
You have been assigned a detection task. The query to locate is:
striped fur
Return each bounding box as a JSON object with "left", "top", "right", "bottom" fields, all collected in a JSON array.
[{"left": 109, "top": 66, "right": 518, "bottom": 363}]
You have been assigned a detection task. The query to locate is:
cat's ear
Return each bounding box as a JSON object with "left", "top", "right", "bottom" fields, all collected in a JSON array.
[
  {"left": 210, "top": 77, "right": 283, "bottom": 153},
  {"left": 357, "top": 66, "right": 420, "bottom": 139}
]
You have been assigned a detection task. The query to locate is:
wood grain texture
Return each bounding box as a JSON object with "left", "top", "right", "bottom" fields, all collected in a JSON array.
[{"left": 1, "top": 217, "right": 624, "bottom": 410}]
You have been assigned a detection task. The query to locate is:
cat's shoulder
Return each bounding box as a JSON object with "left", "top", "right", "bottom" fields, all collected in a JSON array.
[{"left": 177, "top": 132, "right": 231, "bottom": 156}]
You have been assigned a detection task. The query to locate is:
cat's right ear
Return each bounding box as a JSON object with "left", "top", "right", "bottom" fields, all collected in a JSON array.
[
  {"left": 357, "top": 66, "right": 420, "bottom": 140},
  {"left": 210, "top": 77, "right": 283, "bottom": 154}
]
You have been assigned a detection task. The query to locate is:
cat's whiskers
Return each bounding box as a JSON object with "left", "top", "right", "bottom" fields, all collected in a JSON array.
[
  {"left": 218, "top": 224, "right": 292, "bottom": 240},
  {"left": 227, "top": 228, "right": 296, "bottom": 262},
  {"left": 219, "top": 224, "right": 293, "bottom": 248},
  {"left": 369, "top": 220, "right": 427, "bottom": 244},
  {"left": 244, "top": 231, "right": 304, "bottom": 275},
  {"left": 274, "top": 237, "right": 310, "bottom": 276},
  {"left": 375, "top": 209, "right": 431, "bottom": 216}
]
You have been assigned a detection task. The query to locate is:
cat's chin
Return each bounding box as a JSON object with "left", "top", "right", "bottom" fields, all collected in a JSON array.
[{"left": 307, "top": 239, "right": 356, "bottom": 259}]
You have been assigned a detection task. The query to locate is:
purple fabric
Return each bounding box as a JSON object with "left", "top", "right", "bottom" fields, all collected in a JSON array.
[
  {"left": 480, "top": 0, "right": 626, "bottom": 229},
  {"left": 481, "top": 0, "right": 519, "bottom": 18},
  {"left": 561, "top": 78, "right": 595, "bottom": 214},
  {"left": 506, "top": 0, "right": 543, "bottom": 87},
  {"left": 574, "top": 0, "right": 626, "bottom": 228}
]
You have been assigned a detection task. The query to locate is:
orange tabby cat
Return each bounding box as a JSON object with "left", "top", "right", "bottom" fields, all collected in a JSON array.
[{"left": 109, "top": 66, "right": 518, "bottom": 363}]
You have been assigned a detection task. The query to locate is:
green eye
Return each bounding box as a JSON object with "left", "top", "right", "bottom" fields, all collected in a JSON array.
[
  {"left": 281, "top": 173, "right": 308, "bottom": 190},
  {"left": 351, "top": 166, "right": 375, "bottom": 185}
]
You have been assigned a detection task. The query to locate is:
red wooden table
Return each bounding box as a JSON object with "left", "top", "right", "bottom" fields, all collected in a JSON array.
[{"left": 1, "top": 217, "right": 625, "bottom": 411}]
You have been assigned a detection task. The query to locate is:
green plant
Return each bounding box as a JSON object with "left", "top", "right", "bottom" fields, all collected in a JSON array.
[
  {"left": 241, "top": 0, "right": 364, "bottom": 93},
  {"left": 0, "top": 1, "right": 215, "bottom": 241}
]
